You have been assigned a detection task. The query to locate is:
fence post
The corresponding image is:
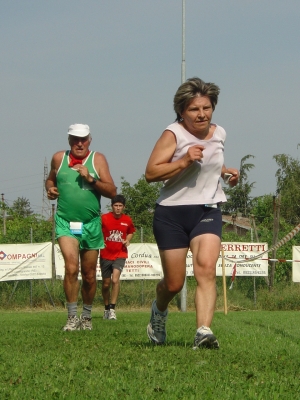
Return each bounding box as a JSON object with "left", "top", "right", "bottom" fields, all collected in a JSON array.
[{"left": 222, "top": 248, "right": 228, "bottom": 315}]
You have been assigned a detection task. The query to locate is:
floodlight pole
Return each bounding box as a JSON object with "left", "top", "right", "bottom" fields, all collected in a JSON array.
[
  {"left": 180, "top": 0, "right": 187, "bottom": 313},
  {"left": 181, "top": 0, "right": 186, "bottom": 85},
  {"left": 30, "top": 227, "right": 33, "bottom": 308},
  {"left": 1, "top": 193, "right": 6, "bottom": 235}
]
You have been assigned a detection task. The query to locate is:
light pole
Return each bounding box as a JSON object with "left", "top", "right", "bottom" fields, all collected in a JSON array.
[
  {"left": 180, "top": 0, "right": 187, "bottom": 312},
  {"left": 181, "top": 0, "right": 186, "bottom": 85},
  {"left": 1, "top": 193, "right": 7, "bottom": 235}
]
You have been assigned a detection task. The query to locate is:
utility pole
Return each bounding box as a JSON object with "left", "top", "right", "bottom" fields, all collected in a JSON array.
[
  {"left": 181, "top": 0, "right": 186, "bottom": 85},
  {"left": 251, "top": 214, "right": 270, "bottom": 289},
  {"left": 232, "top": 213, "right": 237, "bottom": 234},
  {"left": 180, "top": 0, "right": 187, "bottom": 312},
  {"left": 42, "top": 158, "right": 51, "bottom": 219},
  {"left": 1, "top": 193, "right": 6, "bottom": 235},
  {"left": 250, "top": 214, "right": 259, "bottom": 242},
  {"left": 140, "top": 226, "right": 144, "bottom": 243},
  {"left": 270, "top": 195, "right": 280, "bottom": 289}
]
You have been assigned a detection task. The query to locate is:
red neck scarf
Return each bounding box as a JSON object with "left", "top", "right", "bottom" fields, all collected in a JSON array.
[{"left": 68, "top": 151, "right": 90, "bottom": 167}]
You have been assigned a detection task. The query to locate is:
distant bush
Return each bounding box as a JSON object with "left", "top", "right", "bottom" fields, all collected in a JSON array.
[{"left": 256, "top": 282, "right": 300, "bottom": 311}]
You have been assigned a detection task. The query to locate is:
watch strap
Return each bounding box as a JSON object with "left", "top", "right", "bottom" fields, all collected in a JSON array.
[{"left": 90, "top": 177, "right": 97, "bottom": 185}]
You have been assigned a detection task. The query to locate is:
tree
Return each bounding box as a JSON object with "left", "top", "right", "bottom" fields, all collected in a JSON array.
[
  {"left": 251, "top": 194, "right": 274, "bottom": 224},
  {"left": 222, "top": 155, "right": 255, "bottom": 216},
  {"left": 118, "top": 175, "right": 163, "bottom": 242},
  {"left": 248, "top": 193, "right": 297, "bottom": 287},
  {"left": 0, "top": 197, "right": 52, "bottom": 243},
  {"left": 10, "top": 197, "right": 33, "bottom": 217},
  {"left": 0, "top": 214, "right": 52, "bottom": 244},
  {"left": 274, "top": 154, "right": 300, "bottom": 225}
]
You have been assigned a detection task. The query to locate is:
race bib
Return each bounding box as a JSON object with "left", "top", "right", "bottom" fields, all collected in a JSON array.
[{"left": 70, "top": 222, "right": 83, "bottom": 234}]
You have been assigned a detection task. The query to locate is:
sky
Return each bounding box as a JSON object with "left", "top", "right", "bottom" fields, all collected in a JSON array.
[{"left": 1, "top": 0, "right": 300, "bottom": 217}]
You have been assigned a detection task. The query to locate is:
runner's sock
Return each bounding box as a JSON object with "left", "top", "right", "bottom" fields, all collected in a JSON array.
[
  {"left": 67, "top": 302, "right": 77, "bottom": 317},
  {"left": 153, "top": 300, "right": 168, "bottom": 316},
  {"left": 82, "top": 304, "right": 92, "bottom": 318}
]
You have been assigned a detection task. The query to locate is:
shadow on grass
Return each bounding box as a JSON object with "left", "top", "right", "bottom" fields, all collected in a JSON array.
[
  {"left": 129, "top": 339, "right": 218, "bottom": 349},
  {"left": 241, "top": 319, "right": 300, "bottom": 344}
]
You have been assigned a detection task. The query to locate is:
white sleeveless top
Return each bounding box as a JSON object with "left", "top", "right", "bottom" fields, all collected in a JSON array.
[{"left": 157, "top": 122, "right": 227, "bottom": 206}]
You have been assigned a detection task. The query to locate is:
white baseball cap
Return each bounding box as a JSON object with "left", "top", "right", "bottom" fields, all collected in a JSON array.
[{"left": 68, "top": 123, "right": 90, "bottom": 137}]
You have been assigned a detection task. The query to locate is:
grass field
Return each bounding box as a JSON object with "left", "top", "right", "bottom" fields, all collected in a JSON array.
[{"left": 1, "top": 309, "right": 300, "bottom": 399}]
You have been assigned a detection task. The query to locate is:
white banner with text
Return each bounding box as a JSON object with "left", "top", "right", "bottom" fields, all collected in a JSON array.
[
  {"left": 292, "top": 247, "right": 300, "bottom": 282},
  {"left": 55, "top": 242, "right": 268, "bottom": 280},
  {"left": 216, "top": 242, "right": 268, "bottom": 277},
  {"left": 54, "top": 243, "right": 163, "bottom": 280},
  {"left": 0, "top": 242, "right": 268, "bottom": 282},
  {"left": 0, "top": 242, "right": 52, "bottom": 281}
]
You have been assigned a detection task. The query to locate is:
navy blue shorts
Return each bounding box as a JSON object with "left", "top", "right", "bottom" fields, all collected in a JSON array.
[{"left": 153, "top": 204, "right": 222, "bottom": 250}]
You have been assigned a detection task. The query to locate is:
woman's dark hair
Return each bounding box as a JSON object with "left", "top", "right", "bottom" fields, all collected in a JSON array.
[{"left": 173, "top": 77, "right": 220, "bottom": 122}]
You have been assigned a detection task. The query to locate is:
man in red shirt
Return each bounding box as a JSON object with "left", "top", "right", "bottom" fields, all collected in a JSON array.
[{"left": 100, "top": 195, "right": 136, "bottom": 320}]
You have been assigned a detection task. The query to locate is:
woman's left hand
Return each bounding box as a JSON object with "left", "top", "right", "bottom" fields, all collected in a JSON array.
[{"left": 223, "top": 168, "right": 239, "bottom": 187}]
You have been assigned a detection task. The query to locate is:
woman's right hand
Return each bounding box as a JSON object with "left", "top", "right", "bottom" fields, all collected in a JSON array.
[
  {"left": 146, "top": 133, "right": 205, "bottom": 182},
  {"left": 183, "top": 145, "right": 205, "bottom": 167}
]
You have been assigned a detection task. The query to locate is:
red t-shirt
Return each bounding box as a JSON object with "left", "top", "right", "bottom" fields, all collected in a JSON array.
[{"left": 100, "top": 212, "right": 136, "bottom": 260}]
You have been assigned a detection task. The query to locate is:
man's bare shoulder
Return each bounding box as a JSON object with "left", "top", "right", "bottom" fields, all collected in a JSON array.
[
  {"left": 51, "top": 151, "right": 65, "bottom": 167},
  {"left": 93, "top": 151, "right": 109, "bottom": 164},
  {"left": 52, "top": 150, "right": 65, "bottom": 158}
]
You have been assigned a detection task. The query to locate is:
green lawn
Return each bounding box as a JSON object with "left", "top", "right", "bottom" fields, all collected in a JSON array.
[{"left": 0, "top": 310, "right": 299, "bottom": 399}]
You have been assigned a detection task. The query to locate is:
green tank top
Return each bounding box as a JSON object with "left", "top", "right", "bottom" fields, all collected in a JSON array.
[{"left": 56, "top": 151, "right": 101, "bottom": 223}]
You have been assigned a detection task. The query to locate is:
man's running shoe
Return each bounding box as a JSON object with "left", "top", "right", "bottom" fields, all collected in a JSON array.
[
  {"left": 108, "top": 309, "right": 117, "bottom": 320},
  {"left": 62, "top": 315, "right": 80, "bottom": 331},
  {"left": 80, "top": 315, "right": 93, "bottom": 330},
  {"left": 146, "top": 300, "right": 168, "bottom": 345},
  {"left": 103, "top": 310, "right": 110, "bottom": 320},
  {"left": 192, "top": 326, "right": 219, "bottom": 350}
]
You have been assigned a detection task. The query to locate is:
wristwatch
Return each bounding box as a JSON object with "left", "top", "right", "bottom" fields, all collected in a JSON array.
[{"left": 90, "top": 177, "right": 98, "bottom": 185}]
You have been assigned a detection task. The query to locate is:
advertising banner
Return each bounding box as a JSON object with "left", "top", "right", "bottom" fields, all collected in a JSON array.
[
  {"left": 217, "top": 242, "right": 268, "bottom": 277},
  {"left": 55, "top": 243, "right": 163, "bottom": 280},
  {"left": 0, "top": 242, "right": 52, "bottom": 281},
  {"left": 122, "top": 243, "right": 163, "bottom": 279},
  {"left": 55, "top": 242, "right": 268, "bottom": 280},
  {"left": 292, "top": 247, "right": 300, "bottom": 282},
  {"left": 0, "top": 242, "right": 269, "bottom": 282},
  {"left": 186, "top": 242, "right": 268, "bottom": 277}
]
